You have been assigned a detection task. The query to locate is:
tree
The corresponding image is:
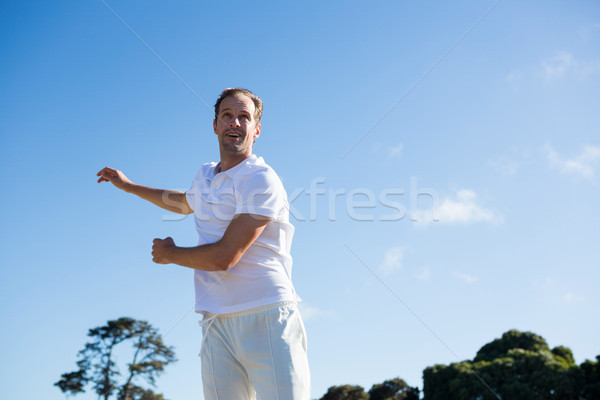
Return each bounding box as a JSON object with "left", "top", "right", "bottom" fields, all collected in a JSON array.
[
  {"left": 580, "top": 355, "right": 600, "bottom": 400},
  {"left": 473, "top": 330, "right": 549, "bottom": 362},
  {"left": 55, "top": 317, "right": 176, "bottom": 400},
  {"left": 403, "top": 386, "right": 420, "bottom": 400},
  {"left": 369, "top": 377, "right": 419, "bottom": 400},
  {"left": 320, "top": 384, "right": 369, "bottom": 400},
  {"left": 422, "top": 330, "right": 581, "bottom": 400}
]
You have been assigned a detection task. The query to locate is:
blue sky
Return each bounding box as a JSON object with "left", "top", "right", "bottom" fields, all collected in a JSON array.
[{"left": 1, "top": 1, "right": 599, "bottom": 399}]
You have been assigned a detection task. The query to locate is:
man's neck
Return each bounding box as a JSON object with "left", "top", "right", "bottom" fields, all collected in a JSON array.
[{"left": 218, "top": 153, "right": 252, "bottom": 173}]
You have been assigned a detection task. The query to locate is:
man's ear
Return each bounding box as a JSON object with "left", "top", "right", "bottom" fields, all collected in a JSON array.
[
  {"left": 254, "top": 123, "right": 261, "bottom": 140},
  {"left": 213, "top": 119, "right": 217, "bottom": 135}
]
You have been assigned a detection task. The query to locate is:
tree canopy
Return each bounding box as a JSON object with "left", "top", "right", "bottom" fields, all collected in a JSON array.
[
  {"left": 580, "top": 356, "right": 600, "bottom": 399},
  {"left": 369, "top": 377, "right": 419, "bottom": 400},
  {"left": 55, "top": 317, "right": 176, "bottom": 400},
  {"left": 320, "top": 384, "right": 370, "bottom": 400},
  {"left": 423, "top": 329, "right": 598, "bottom": 400},
  {"left": 319, "top": 378, "right": 420, "bottom": 400}
]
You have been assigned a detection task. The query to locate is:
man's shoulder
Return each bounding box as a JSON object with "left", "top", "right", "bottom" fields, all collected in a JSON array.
[
  {"left": 234, "top": 156, "right": 285, "bottom": 191},
  {"left": 191, "top": 162, "right": 218, "bottom": 180},
  {"left": 238, "top": 156, "right": 281, "bottom": 179}
]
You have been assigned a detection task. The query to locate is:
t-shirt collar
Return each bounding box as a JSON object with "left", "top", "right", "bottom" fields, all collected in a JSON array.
[{"left": 213, "top": 154, "right": 257, "bottom": 178}]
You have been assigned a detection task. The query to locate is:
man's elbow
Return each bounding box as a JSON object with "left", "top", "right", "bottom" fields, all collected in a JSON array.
[
  {"left": 212, "top": 250, "right": 239, "bottom": 271},
  {"left": 181, "top": 204, "right": 194, "bottom": 215}
]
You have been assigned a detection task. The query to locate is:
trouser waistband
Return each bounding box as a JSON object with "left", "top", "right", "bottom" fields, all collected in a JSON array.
[
  {"left": 198, "top": 301, "right": 298, "bottom": 351},
  {"left": 201, "top": 301, "right": 297, "bottom": 322}
]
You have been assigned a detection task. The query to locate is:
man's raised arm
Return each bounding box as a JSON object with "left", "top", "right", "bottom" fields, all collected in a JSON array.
[
  {"left": 151, "top": 213, "right": 269, "bottom": 271},
  {"left": 96, "top": 167, "right": 193, "bottom": 215}
]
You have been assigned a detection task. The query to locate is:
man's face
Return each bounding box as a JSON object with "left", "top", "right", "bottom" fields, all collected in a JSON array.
[{"left": 213, "top": 94, "right": 261, "bottom": 159}]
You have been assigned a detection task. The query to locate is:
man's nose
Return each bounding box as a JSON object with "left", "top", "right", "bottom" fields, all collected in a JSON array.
[{"left": 229, "top": 116, "right": 241, "bottom": 127}]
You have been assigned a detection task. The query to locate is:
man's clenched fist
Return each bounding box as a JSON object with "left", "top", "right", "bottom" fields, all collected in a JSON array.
[{"left": 152, "top": 237, "right": 176, "bottom": 264}]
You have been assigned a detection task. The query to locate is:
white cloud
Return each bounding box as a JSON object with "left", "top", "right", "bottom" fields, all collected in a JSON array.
[
  {"left": 579, "top": 22, "right": 600, "bottom": 41},
  {"left": 415, "top": 267, "right": 431, "bottom": 281},
  {"left": 544, "top": 143, "right": 600, "bottom": 179},
  {"left": 380, "top": 247, "right": 404, "bottom": 275},
  {"left": 439, "top": 190, "right": 502, "bottom": 224},
  {"left": 412, "top": 189, "right": 502, "bottom": 227},
  {"left": 533, "top": 276, "right": 557, "bottom": 289},
  {"left": 533, "top": 277, "right": 585, "bottom": 305},
  {"left": 372, "top": 142, "right": 404, "bottom": 158},
  {"left": 387, "top": 143, "right": 404, "bottom": 158},
  {"left": 562, "top": 292, "right": 584, "bottom": 305},
  {"left": 505, "top": 70, "right": 523, "bottom": 84},
  {"left": 540, "top": 52, "right": 575, "bottom": 81},
  {"left": 454, "top": 271, "right": 479, "bottom": 284},
  {"left": 507, "top": 51, "right": 600, "bottom": 85},
  {"left": 539, "top": 52, "right": 600, "bottom": 82}
]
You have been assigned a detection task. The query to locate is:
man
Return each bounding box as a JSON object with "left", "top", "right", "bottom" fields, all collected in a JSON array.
[{"left": 96, "top": 88, "right": 310, "bottom": 399}]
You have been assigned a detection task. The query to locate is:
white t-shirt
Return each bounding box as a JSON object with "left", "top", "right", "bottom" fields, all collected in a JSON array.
[{"left": 185, "top": 154, "right": 300, "bottom": 314}]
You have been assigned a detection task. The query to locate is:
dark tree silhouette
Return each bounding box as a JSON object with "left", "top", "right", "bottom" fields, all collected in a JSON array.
[
  {"left": 320, "top": 384, "right": 369, "bottom": 400},
  {"left": 369, "top": 377, "right": 419, "bottom": 400},
  {"left": 580, "top": 355, "right": 600, "bottom": 400},
  {"left": 55, "top": 317, "right": 176, "bottom": 400},
  {"left": 423, "top": 329, "right": 583, "bottom": 400}
]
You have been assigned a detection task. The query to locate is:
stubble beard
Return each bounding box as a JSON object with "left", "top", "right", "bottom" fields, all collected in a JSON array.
[{"left": 220, "top": 136, "right": 252, "bottom": 159}]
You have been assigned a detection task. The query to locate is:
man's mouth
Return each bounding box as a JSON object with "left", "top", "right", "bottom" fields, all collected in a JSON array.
[{"left": 226, "top": 132, "right": 241, "bottom": 138}]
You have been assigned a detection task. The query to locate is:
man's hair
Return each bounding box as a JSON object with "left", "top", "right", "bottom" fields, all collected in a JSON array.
[{"left": 214, "top": 88, "right": 263, "bottom": 124}]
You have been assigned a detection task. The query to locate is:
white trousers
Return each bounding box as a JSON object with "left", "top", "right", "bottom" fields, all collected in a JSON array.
[{"left": 199, "top": 301, "right": 311, "bottom": 400}]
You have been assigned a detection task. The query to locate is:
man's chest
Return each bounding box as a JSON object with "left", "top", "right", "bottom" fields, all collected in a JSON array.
[{"left": 193, "top": 175, "right": 237, "bottom": 227}]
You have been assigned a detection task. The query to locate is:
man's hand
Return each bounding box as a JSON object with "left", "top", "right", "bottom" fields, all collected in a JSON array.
[
  {"left": 96, "top": 167, "right": 192, "bottom": 214},
  {"left": 96, "top": 167, "right": 133, "bottom": 191},
  {"left": 152, "top": 237, "right": 176, "bottom": 264}
]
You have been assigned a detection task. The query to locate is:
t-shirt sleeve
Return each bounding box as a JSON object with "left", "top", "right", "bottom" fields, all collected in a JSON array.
[
  {"left": 185, "top": 185, "right": 195, "bottom": 212},
  {"left": 185, "top": 166, "right": 207, "bottom": 212},
  {"left": 234, "top": 169, "right": 286, "bottom": 219}
]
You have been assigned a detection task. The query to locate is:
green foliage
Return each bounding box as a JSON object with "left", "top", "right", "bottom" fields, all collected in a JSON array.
[
  {"left": 473, "top": 330, "right": 549, "bottom": 363},
  {"left": 318, "top": 330, "right": 597, "bottom": 400},
  {"left": 123, "top": 384, "right": 167, "bottom": 400},
  {"left": 552, "top": 345, "right": 575, "bottom": 366},
  {"left": 423, "top": 329, "right": 585, "bottom": 400},
  {"left": 54, "top": 369, "right": 88, "bottom": 394},
  {"left": 369, "top": 377, "right": 407, "bottom": 400},
  {"left": 368, "top": 377, "right": 419, "bottom": 400},
  {"left": 580, "top": 356, "right": 600, "bottom": 400},
  {"left": 320, "top": 384, "right": 369, "bottom": 400},
  {"left": 55, "top": 317, "right": 176, "bottom": 400},
  {"left": 320, "top": 379, "right": 419, "bottom": 400},
  {"left": 403, "top": 387, "right": 420, "bottom": 400}
]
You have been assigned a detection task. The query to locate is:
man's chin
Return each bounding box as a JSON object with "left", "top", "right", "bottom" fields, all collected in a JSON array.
[{"left": 220, "top": 144, "right": 251, "bottom": 156}]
